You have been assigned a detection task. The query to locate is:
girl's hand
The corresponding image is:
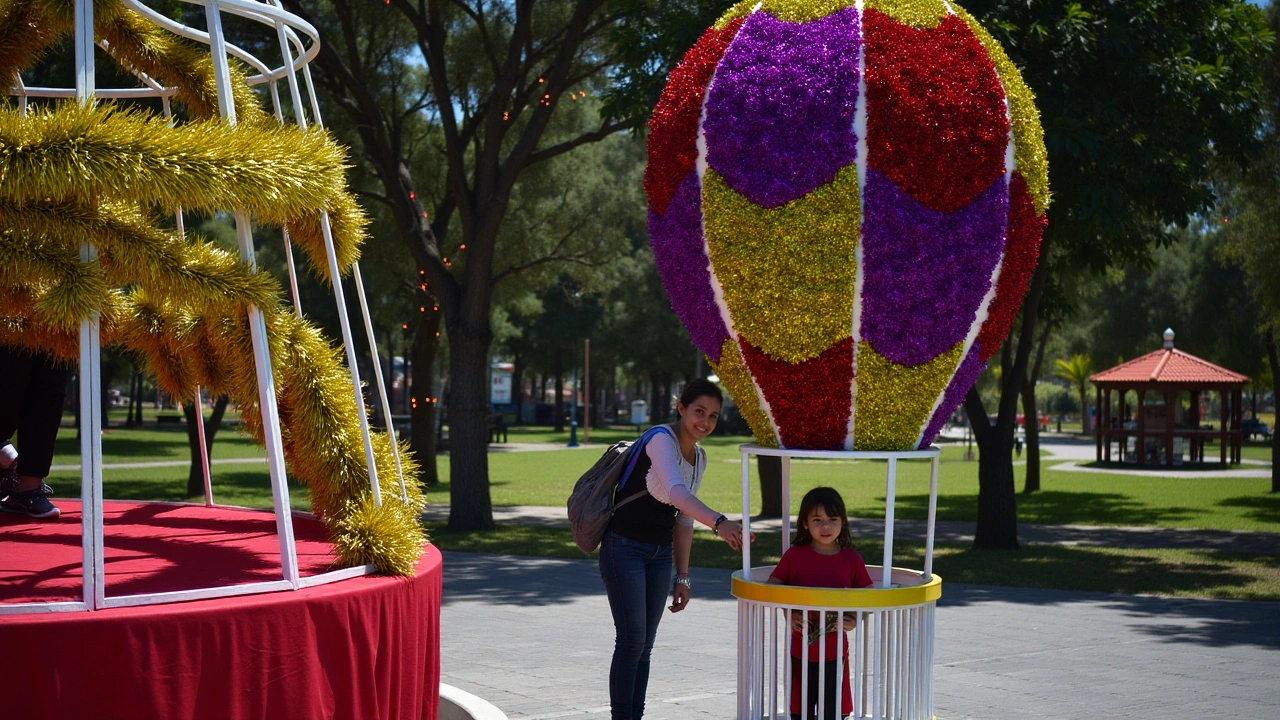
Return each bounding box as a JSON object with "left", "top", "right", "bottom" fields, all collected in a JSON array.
[
  {"left": 790, "top": 609, "right": 805, "bottom": 633},
  {"left": 669, "top": 583, "right": 690, "bottom": 613},
  {"left": 715, "top": 520, "right": 754, "bottom": 551},
  {"left": 842, "top": 612, "right": 857, "bottom": 631}
]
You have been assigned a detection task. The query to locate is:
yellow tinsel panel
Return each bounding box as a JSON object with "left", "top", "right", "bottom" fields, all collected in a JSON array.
[
  {"left": 853, "top": 340, "right": 963, "bottom": 450},
  {"left": 952, "top": 5, "right": 1051, "bottom": 216},
  {"left": 711, "top": 338, "right": 779, "bottom": 448},
  {"left": 702, "top": 166, "right": 859, "bottom": 365},
  {"left": 864, "top": 0, "right": 950, "bottom": 29}
]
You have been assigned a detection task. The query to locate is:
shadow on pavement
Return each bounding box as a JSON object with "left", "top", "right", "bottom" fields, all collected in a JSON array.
[{"left": 941, "top": 584, "right": 1280, "bottom": 650}]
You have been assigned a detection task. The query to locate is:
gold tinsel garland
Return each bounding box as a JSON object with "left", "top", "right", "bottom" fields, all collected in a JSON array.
[
  {"left": 0, "top": 102, "right": 366, "bottom": 276},
  {"left": 0, "top": 4, "right": 424, "bottom": 573}
]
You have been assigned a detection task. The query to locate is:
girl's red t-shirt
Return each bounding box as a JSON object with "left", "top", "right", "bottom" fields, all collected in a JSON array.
[{"left": 770, "top": 544, "right": 874, "bottom": 660}]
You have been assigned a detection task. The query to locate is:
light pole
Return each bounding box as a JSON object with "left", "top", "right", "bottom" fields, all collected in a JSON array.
[{"left": 568, "top": 363, "right": 579, "bottom": 448}]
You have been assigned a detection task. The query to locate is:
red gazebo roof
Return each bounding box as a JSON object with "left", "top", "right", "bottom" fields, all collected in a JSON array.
[{"left": 1090, "top": 348, "right": 1249, "bottom": 385}]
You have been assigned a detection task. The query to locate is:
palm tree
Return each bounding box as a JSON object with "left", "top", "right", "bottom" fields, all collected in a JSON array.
[{"left": 1054, "top": 354, "right": 1095, "bottom": 434}]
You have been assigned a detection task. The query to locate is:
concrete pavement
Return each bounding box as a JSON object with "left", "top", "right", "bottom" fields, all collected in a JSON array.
[{"left": 439, "top": 551, "right": 1280, "bottom": 720}]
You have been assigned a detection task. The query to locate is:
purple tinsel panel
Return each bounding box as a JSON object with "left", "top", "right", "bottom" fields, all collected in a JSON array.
[
  {"left": 860, "top": 169, "right": 1008, "bottom": 367},
  {"left": 648, "top": 170, "right": 731, "bottom": 363},
  {"left": 919, "top": 342, "right": 986, "bottom": 447},
  {"left": 702, "top": 8, "right": 861, "bottom": 209}
]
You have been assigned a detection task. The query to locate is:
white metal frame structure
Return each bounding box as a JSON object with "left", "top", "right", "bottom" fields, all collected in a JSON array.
[
  {"left": 2, "top": 0, "right": 408, "bottom": 615},
  {"left": 733, "top": 445, "right": 943, "bottom": 720}
]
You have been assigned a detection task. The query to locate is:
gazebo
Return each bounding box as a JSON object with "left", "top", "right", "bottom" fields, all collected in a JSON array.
[{"left": 1091, "top": 329, "right": 1249, "bottom": 466}]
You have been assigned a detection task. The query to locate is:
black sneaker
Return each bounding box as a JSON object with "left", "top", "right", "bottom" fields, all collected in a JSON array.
[
  {"left": 0, "top": 465, "right": 17, "bottom": 499},
  {"left": 0, "top": 487, "right": 61, "bottom": 519}
]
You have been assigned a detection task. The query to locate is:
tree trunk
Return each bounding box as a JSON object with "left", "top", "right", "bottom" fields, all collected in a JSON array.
[
  {"left": 126, "top": 370, "right": 139, "bottom": 428},
  {"left": 554, "top": 349, "right": 565, "bottom": 432},
  {"left": 757, "top": 456, "right": 782, "bottom": 518},
  {"left": 1079, "top": 388, "right": 1091, "bottom": 434},
  {"left": 132, "top": 371, "right": 144, "bottom": 425},
  {"left": 973, "top": 435, "right": 1019, "bottom": 548},
  {"left": 184, "top": 395, "right": 228, "bottom": 497},
  {"left": 446, "top": 326, "right": 494, "bottom": 531},
  {"left": 1021, "top": 322, "right": 1052, "bottom": 493},
  {"left": 1021, "top": 382, "right": 1040, "bottom": 493},
  {"left": 966, "top": 386, "right": 1019, "bottom": 548},
  {"left": 410, "top": 308, "right": 441, "bottom": 487},
  {"left": 512, "top": 356, "right": 524, "bottom": 425},
  {"left": 1267, "top": 331, "right": 1278, "bottom": 494},
  {"left": 101, "top": 365, "right": 114, "bottom": 428},
  {"left": 649, "top": 372, "right": 662, "bottom": 424}
]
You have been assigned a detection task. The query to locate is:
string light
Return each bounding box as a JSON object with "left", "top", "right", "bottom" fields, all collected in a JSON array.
[
  {"left": 502, "top": 111, "right": 510, "bottom": 121},
  {"left": 538, "top": 77, "right": 545, "bottom": 84},
  {"left": 459, "top": 243, "right": 466, "bottom": 251},
  {"left": 409, "top": 191, "right": 416, "bottom": 199},
  {"left": 401, "top": 323, "right": 409, "bottom": 330}
]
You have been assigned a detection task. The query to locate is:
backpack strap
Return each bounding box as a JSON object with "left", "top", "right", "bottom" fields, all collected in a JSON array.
[{"left": 615, "top": 425, "right": 676, "bottom": 494}]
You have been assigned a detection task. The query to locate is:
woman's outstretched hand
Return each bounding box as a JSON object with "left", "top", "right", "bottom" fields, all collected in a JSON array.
[
  {"left": 669, "top": 583, "right": 689, "bottom": 613},
  {"left": 714, "top": 520, "right": 754, "bottom": 551}
]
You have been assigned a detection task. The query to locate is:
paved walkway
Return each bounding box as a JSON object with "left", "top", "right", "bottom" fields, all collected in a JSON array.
[
  {"left": 421, "top": 504, "right": 1280, "bottom": 555},
  {"left": 439, "top": 551, "right": 1280, "bottom": 720}
]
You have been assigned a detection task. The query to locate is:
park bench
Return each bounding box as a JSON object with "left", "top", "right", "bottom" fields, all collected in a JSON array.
[{"left": 1242, "top": 418, "right": 1271, "bottom": 441}]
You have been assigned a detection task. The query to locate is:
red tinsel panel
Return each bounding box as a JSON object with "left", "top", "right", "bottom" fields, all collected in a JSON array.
[
  {"left": 864, "top": 10, "right": 1008, "bottom": 213},
  {"left": 977, "top": 172, "right": 1045, "bottom": 361},
  {"left": 741, "top": 336, "right": 853, "bottom": 450},
  {"left": 645, "top": 17, "right": 746, "bottom": 215}
]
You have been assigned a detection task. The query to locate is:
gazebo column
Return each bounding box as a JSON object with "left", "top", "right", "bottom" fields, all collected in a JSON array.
[
  {"left": 1119, "top": 389, "right": 1128, "bottom": 462},
  {"left": 1165, "top": 388, "right": 1175, "bottom": 467},
  {"left": 1233, "top": 389, "right": 1243, "bottom": 464},
  {"left": 1136, "top": 388, "right": 1146, "bottom": 466},
  {"left": 1190, "top": 390, "right": 1200, "bottom": 463},
  {"left": 1103, "top": 388, "right": 1111, "bottom": 462},
  {"left": 1096, "top": 386, "right": 1104, "bottom": 462},
  {"left": 1220, "top": 389, "right": 1228, "bottom": 464}
]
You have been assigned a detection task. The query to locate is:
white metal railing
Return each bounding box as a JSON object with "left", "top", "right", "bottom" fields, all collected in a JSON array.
[
  {"left": 735, "top": 446, "right": 943, "bottom": 720},
  {"left": 0, "top": 0, "right": 399, "bottom": 614},
  {"left": 734, "top": 567, "right": 940, "bottom": 720}
]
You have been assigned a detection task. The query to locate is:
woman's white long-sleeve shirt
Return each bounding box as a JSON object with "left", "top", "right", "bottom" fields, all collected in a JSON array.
[{"left": 642, "top": 430, "right": 722, "bottom": 529}]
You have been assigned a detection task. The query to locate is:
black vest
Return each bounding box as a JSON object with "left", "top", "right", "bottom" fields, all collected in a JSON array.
[{"left": 607, "top": 442, "right": 683, "bottom": 546}]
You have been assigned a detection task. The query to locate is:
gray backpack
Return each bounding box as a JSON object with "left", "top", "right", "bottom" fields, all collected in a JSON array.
[{"left": 567, "top": 425, "right": 674, "bottom": 552}]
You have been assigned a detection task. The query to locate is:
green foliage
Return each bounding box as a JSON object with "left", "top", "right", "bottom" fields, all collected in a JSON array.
[
  {"left": 1065, "top": 226, "right": 1266, "bottom": 376},
  {"left": 967, "top": 0, "right": 1273, "bottom": 270},
  {"left": 601, "top": 0, "right": 739, "bottom": 128}
]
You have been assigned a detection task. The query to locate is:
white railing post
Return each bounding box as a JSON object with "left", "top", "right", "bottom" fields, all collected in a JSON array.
[
  {"left": 924, "top": 454, "right": 939, "bottom": 580},
  {"left": 882, "top": 458, "right": 897, "bottom": 590},
  {"left": 204, "top": 0, "right": 299, "bottom": 588},
  {"left": 74, "top": 0, "right": 105, "bottom": 611},
  {"left": 740, "top": 448, "right": 751, "bottom": 578}
]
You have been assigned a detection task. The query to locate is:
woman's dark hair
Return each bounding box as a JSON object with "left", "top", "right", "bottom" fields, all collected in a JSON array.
[
  {"left": 793, "top": 486, "right": 852, "bottom": 549},
  {"left": 676, "top": 378, "right": 723, "bottom": 418}
]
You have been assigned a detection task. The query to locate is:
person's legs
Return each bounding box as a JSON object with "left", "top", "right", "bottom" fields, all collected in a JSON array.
[
  {"left": 600, "top": 532, "right": 659, "bottom": 720},
  {"left": 13, "top": 352, "right": 69, "bottom": 483},
  {"left": 0, "top": 347, "right": 64, "bottom": 518},
  {"left": 628, "top": 541, "right": 672, "bottom": 719}
]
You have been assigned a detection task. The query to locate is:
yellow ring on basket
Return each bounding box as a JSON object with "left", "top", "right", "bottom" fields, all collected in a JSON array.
[{"left": 732, "top": 570, "right": 942, "bottom": 608}]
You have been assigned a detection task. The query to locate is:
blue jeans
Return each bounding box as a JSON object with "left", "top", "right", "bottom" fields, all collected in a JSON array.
[{"left": 598, "top": 531, "right": 673, "bottom": 720}]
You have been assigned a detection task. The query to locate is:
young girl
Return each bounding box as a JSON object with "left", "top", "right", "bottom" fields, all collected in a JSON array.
[{"left": 768, "top": 487, "right": 872, "bottom": 720}]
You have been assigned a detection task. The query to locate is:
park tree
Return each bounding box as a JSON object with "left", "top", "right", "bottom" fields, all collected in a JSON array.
[
  {"left": 1053, "top": 354, "right": 1093, "bottom": 434},
  {"left": 283, "top": 0, "right": 732, "bottom": 530},
  {"left": 960, "top": 0, "right": 1272, "bottom": 548},
  {"left": 1218, "top": 1, "right": 1280, "bottom": 492}
]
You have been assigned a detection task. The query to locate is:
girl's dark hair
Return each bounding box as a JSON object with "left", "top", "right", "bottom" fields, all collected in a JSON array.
[
  {"left": 793, "top": 486, "right": 852, "bottom": 549},
  {"left": 676, "top": 378, "right": 723, "bottom": 417}
]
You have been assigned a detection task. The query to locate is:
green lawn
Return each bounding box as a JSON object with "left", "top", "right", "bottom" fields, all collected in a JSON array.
[
  {"left": 433, "top": 435, "right": 1278, "bottom": 533},
  {"left": 41, "top": 424, "right": 1276, "bottom": 533},
  {"left": 424, "top": 524, "right": 1280, "bottom": 602}
]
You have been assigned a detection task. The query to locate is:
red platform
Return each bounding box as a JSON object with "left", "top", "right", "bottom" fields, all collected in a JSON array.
[{"left": 0, "top": 501, "right": 441, "bottom": 720}]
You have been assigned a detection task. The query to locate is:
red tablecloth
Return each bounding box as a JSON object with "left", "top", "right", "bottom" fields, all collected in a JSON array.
[{"left": 0, "top": 503, "right": 441, "bottom": 720}]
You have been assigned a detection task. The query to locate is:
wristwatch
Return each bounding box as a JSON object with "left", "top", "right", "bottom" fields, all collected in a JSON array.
[
  {"left": 674, "top": 576, "right": 691, "bottom": 589},
  {"left": 713, "top": 514, "right": 728, "bottom": 533}
]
